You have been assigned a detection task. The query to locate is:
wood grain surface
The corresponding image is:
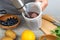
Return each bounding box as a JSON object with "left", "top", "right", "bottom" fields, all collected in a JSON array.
[{"left": 41, "top": 19, "right": 57, "bottom": 34}]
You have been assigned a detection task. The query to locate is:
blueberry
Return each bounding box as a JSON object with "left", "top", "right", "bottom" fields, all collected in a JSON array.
[
  {"left": 14, "top": 18, "right": 18, "bottom": 23},
  {"left": 9, "top": 21, "right": 14, "bottom": 26},
  {"left": 7, "top": 21, "right": 12, "bottom": 26},
  {"left": 7, "top": 18, "right": 10, "bottom": 22},
  {"left": 7, "top": 20, "right": 14, "bottom": 26},
  {"left": 1, "top": 17, "right": 19, "bottom": 26},
  {"left": 1, "top": 21, "right": 8, "bottom": 26},
  {"left": 0, "top": 20, "right": 3, "bottom": 24},
  {"left": 10, "top": 18, "right": 18, "bottom": 24}
]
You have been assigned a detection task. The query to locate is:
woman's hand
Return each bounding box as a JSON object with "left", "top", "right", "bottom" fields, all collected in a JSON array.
[{"left": 35, "top": 0, "right": 48, "bottom": 11}]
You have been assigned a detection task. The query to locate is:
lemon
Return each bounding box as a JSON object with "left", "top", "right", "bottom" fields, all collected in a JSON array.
[{"left": 21, "top": 30, "right": 36, "bottom": 40}]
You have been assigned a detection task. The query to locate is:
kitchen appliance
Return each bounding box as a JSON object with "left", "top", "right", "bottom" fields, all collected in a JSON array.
[
  {"left": 11, "top": 0, "right": 30, "bottom": 17},
  {"left": 11, "top": 0, "right": 25, "bottom": 12}
]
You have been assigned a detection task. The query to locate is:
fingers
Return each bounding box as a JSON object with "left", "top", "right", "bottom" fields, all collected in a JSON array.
[
  {"left": 41, "top": 0, "right": 48, "bottom": 11},
  {"left": 35, "top": 0, "right": 42, "bottom": 2},
  {"left": 35, "top": 0, "right": 48, "bottom": 11}
]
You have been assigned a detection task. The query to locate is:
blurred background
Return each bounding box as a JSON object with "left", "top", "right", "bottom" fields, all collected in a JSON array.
[{"left": 44, "top": 0, "right": 60, "bottom": 20}]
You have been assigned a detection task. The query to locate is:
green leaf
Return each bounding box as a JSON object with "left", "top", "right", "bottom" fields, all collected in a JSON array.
[
  {"left": 56, "top": 37, "right": 60, "bottom": 40},
  {"left": 51, "top": 30, "right": 55, "bottom": 34},
  {"left": 51, "top": 26, "right": 60, "bottom": 40}
]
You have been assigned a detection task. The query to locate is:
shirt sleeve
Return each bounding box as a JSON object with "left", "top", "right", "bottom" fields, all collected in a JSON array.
[
  {"left": 0, "top": 0, "right": 35, "bottom": 15},
  {"left": 0, "top": 0, "right": 21, "bottom": 15},
  {"left": 24, "top": 0, "right": 35, "bottom": 4}
]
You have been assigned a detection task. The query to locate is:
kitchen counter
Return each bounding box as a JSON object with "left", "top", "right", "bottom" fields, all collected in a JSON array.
[
  {"left": 0, "top": 15, "right": 57, "bottom": 40},
  {"left": 0, "top": 15, "right": 43, "bottom": 40}
]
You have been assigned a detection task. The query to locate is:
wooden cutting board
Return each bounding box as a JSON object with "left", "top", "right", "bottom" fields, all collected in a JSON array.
[{"left": 40, "top": 19, "right": 57, "bottom": 34}]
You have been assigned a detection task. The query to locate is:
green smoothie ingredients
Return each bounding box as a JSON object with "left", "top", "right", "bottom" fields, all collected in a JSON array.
[{"left": 51, "top": 26, "right": 60, "bottom": 40}]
